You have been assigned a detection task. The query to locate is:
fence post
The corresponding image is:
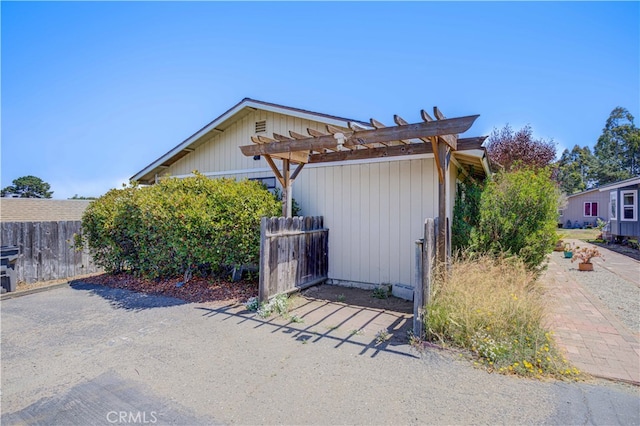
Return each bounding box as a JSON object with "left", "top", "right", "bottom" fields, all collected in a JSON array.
[
  {"left": 258, "top": 217, "right": 269, "bottom": 303},
  {"left": 413, "top": 238, "right": 424, "bottom": 338},
  {"left": 414, "top": 218, "right": 436, "bottom": 339},
  {"left": 423, "top": 218, "right": 436, "bottom": 308}
]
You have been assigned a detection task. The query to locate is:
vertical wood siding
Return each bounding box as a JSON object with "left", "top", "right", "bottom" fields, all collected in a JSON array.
[
  {"left": 294, "top": 158, "right": 437, "bottom": 287},
  {"left": 1, "top": 221, "right": 100, "bottom": 283},
  {"left": 562, "top": 190, "right": 610, "bottom": 228},
  {"left": 166, "top": 110, "right": 341, "bottom": 178}
]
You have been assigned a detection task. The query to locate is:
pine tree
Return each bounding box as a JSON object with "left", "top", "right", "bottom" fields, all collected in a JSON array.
[
  {"left": 593, "top": 107, "right": 640, "bottom": 185},
  {"left": 556, "top": 145, "right": 597, "bottom": 194}
]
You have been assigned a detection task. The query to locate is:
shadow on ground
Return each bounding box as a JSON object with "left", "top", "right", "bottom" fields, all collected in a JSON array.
[
  {"left": 196, "top": 290, "right": 419, "bottom": 360},
  {"left": 70, "top": 282, "right": 188, "bottom": 311},
  {"left": 1, "top": 371, "right": 213, "bottom": 425}
]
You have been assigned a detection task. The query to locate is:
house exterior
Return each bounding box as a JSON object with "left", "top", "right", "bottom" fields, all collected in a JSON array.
[
  {"left": 131, "top": 98, "right": 489, "bottom": 289},
  {"left": 560, "top": 188, "right": 609, "bottom": 229},
  {"left": 598, "top": 176, "right": 640, "bottom": 241}
]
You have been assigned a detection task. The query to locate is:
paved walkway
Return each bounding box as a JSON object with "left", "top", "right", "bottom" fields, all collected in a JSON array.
[{"left": 543, "top": 240, "right": 640, "bottom": 385}]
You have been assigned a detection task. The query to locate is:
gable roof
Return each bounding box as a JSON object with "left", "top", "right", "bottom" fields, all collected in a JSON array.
[
  {"left": 131, "top": 98, "right": 489, "bottom": 184},
  {"left": 131, "top": 98, "right": 370, "bottom": 184},
  {"left": 566, "top": 187, "right": 601, "bottom": 199}
]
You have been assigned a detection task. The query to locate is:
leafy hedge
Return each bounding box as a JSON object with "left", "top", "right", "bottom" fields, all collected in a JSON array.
[
  {"left": 78, "top": 174, "right": 281, "bottom": 279},
  {"left": 470, "top": 168, "right": 560, "bottom": 272},
  {"left": 452, "top": 174, "right": 483, "bottom": 252}
]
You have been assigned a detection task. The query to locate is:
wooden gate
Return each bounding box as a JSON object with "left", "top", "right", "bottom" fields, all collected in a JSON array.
[{"left": 259, "top": 216, "right": 328, "bottom": 302}]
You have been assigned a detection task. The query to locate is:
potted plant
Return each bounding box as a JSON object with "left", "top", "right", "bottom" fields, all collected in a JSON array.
[
  {"left": 554, "top": 239, "right": 566, "bottom": 252},
  {"left": 563, "top": 242, "right": 574, "bottom": 259},
  {"left": 571, "top": 246, "right": 604, "bottom": 271}
]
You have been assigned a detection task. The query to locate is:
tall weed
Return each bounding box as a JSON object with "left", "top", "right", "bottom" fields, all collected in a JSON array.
[{"left": 425, "top": 254, "right": 580, "bottom": 379}]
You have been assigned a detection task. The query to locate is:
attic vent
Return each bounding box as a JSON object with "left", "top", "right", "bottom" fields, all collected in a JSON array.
[{"left": 255, "top": 120, "right": 267, "bottom": 133}]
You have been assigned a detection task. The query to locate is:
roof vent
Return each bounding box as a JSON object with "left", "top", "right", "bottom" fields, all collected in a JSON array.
[{"left": 255, "top": 120, "right": 266, "bottom": 133}]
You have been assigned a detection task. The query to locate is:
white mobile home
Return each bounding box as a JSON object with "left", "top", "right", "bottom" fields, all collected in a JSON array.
[{"left": 132, "top": 98, "right": 489, "bottom": 289}]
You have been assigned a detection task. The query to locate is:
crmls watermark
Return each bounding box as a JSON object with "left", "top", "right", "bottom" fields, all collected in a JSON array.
[{"left": 106, "top": 411, "right": 158, "bottom": 424}]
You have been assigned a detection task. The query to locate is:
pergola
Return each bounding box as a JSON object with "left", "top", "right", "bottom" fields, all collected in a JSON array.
[{"left": 239, "top": 107, "right": 486, "bottom": 264}]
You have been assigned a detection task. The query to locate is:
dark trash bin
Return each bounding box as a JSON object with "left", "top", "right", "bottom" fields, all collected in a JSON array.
[{"left": 1, "top": 245, "right": 20, "bottom": 293}]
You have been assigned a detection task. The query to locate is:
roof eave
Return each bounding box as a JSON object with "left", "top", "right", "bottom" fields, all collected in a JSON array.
[
  {"left": 597, "top": 177, "right": 640, "bottom": 192},
  {"left": 130, "top": 98, "right": 370, "bottom": 184}
]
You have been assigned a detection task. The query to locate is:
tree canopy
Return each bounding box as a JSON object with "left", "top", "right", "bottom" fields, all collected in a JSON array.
[
  {"left": 593, "top": 107, "right": 640, "bottom": 185},
  {"left": 554, "top": 107, "right": 640, "bottom": 193},
  {"left": 1, "top": 175, "right": 53, "bottom": 198},
  {"left": 485, "top": 124, "right": 556, "bottom": 171},
  {"left": 555, "top": 145, "right": 597, "bottom": 194}
]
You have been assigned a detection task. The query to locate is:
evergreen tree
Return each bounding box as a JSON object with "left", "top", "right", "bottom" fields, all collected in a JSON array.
[
  {"left": 1, "top": 175, "right": 53, "bottom": 198},
  {"left": 556, "top": 145, "right": 597, "bottom": 194},
  {"left": 593, "top": 107, "right": 640, "bottom": 185}
]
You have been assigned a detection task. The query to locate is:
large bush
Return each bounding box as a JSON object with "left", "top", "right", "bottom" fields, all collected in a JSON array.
[
  {"left": 470, "top": 168, "right": 559, "bottom": 272},
  {"left": 452, "top": 174, "right": 483, "bottom": 252},
  {"left": 79, "top": 174, "right": 281, "bottom": 279}
]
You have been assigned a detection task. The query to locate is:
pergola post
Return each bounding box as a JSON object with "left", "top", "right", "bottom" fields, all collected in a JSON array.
[
  {"left": 283, "top": 159, "right": 292, "bottom": 218},
  {"left": 437, "top": 140, "right": 449, "bottom": 267}
]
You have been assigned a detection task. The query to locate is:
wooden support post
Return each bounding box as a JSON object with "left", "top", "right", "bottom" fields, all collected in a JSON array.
[
  {"left": 283, "top": 159, "right": 292, "bottom": 218},
  {"left": 437, "top": 141, "right": 448, "bottom": 267}
]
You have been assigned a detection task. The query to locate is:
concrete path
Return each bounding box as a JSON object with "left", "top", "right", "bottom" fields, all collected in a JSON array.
[{"left": 543, "top": 241, "right": 640, "bottom": 385}]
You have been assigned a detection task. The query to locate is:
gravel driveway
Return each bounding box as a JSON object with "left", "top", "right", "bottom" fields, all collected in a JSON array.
[
  {"left": 562, "top": 239, "right": 640, "bottom": 333},
  {"left": 2, "top": 283, "right": 639, "bottom": 425}
]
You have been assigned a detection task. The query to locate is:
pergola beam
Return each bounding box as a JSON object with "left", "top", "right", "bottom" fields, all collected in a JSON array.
[
  {"left": 308, "top": 137, "right": 484, "bottom": 164},
  {"left": 239, "top": 115, "right": 479, "bottom": 157},
  {"left": 397, "top": 114, "right": 443, "bottom": 182}
]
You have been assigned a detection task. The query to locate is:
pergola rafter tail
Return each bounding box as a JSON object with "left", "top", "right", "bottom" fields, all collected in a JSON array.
[{"left": 239, "top": 114, "right": 479, "bottom": 158}]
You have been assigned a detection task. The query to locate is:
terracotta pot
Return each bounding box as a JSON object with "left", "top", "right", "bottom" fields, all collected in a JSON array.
[{"left": 578, "top": 262, "right": 594, "bottom": 271}]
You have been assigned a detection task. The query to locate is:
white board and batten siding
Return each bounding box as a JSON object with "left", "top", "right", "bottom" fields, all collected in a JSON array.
[
  {"left": 294, "top": 158, "right": 439, "bottom": 288},
  {"left": 162, "top": 109, "right": 442, "bottom": 289},
  {"left": 166, "top": 110, "right": 338, "bottom": 179}
]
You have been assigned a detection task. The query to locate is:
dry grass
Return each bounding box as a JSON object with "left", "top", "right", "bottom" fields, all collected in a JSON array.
[
  {"left": 557, "top": 228, "right": 600, "bottom": 241},
  {"left": 425, "top": 255, "right": 581, "bottom": 379}
]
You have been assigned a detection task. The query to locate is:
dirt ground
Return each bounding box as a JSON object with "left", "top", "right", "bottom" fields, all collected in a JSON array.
[{"left": 298, "top": 284, "right": 413, "bottom": 314}]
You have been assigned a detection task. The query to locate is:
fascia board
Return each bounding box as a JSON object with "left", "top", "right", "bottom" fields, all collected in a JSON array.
[{"left": 598, "top": 177, "right": 640, "bottom": 192}]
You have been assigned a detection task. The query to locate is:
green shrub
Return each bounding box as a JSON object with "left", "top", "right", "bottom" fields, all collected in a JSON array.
[
  {"left": 78, "top": 173, "right": 281, "bottom": 279},
  {"left": 452, "top": 174, "right": 483, "bottom": 252},
  {"left": 471, "top": 168, "right": 559, "bottom": 273}
]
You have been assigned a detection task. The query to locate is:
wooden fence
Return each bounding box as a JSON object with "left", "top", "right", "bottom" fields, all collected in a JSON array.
[
  {"left": 413, "top": 217, "right": 450, "bottom": 338},
  {"left": 259, "top": 216, "right": 328, "bottom": 302},
  {"left": 0, "top": 221, "right": 100, "bottom": 283}
]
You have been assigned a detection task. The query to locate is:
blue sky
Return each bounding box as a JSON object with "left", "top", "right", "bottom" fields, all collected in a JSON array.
[{"left": 2, "top": 1, "right": 638, "bottom": 199}]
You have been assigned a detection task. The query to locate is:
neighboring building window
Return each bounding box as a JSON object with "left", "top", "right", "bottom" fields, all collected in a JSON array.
[
  {"left": 610, "top": 191, "right": 617, "bottom": 220},
  {"left": 558, "top": 209, "right": 564, "bottom": 217},
  {"left": 621, "top": 190, "right": 637, "bottom": 221},
  {"left": 584, "top": 202, "right": 598, "bottom": 217},
  {"left": 249, "top": 176, "right": 276, "bottom": 193}
]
